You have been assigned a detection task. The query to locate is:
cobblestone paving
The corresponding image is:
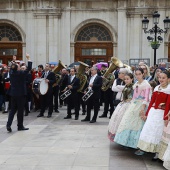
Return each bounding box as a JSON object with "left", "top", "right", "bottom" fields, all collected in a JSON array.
[{"left": 0, "top": 106, "right": 166, "bottom": 170}]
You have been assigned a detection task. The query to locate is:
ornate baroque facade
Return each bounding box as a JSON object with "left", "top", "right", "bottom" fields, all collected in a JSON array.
[{"left": 0, "top": 0, "right": 170, "bottom": 66}]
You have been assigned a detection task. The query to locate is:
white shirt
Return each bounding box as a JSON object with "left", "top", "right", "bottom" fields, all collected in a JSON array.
[
  {"left": 44, "top": 71, "right": 49, "bottom": 78},
  {"left": 88, "top": 74, "right": 97, "bottom": 90},
  {"left": 70, "top": 75, "right": 75, "bottom": 82}
]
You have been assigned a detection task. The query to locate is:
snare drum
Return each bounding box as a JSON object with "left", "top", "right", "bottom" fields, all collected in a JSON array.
[{"left": 32, "top": 78, "right": 48, "bottom": 95}]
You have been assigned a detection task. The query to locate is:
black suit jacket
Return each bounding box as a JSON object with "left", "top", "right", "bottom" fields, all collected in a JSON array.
[
  {"left": 41, "top": 71, "right": 56, "bottom": 91},
  {"left": 9, "top": 61, "right": 32, "bottom": 96},
  {"left": 67, "top": 75, "right": 80, "bottom": 93},
  {"left": 59, "top": 74, "right": 68, "bottom": 91},
  {"left": 90, "top": 75, "right": 102, "bottom": 99}
]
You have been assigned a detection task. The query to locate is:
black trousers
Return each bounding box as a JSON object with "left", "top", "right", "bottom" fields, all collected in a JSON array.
[
  {"left": 103, "top": 88, "right": 114, "bottom": 116},
  {"left": 40, "top": 89, "right": 53, "bottom": 116},
  {"left": 7, "top": 95, "right": 26, "bottom": 128},
  {"left": 78, "top": 92, "right": 86, "bottom": 113},
  {"left": 67, "top": 92, "right": 79, "bottom": 117},
  {"left": 86, "top": 95, "right": 100, "bottom": 121},
  {"left": 53, "top": 86, "right": 59, "bottom": 111}
]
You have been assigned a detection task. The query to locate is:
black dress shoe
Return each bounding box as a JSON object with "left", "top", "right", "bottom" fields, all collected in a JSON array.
[
  {"left": 18, "top": 127, "right": 29, "bottom": 131},
  {"left": 37, "top": 114, "right": 44, "bottom": 117},
  {"left": 99, "top": 114, "right": 107, "bottom": 118},
  {"left": 89, "top": 120, "right": 96, "bottom": 123},
  {"left": 25, "top": 113, "right": 28, "bottom": 116},
  {"left": 81, "top": 118, "right": 90, "bottom": 122},
  {"left": 55, "top": 110, "right": 60, "bottom": 113},
  {"left": 6, "top": 126, "right": 12, "bottom": 132},
  {"left": 64, "top": 116, "right": 72, "bottom": 119},
  {"left": 82, "top": 112, "right": 86, "bottom": 115},
  {"left": 47, "top": 115, "right": 52, "bottom": 118},
  {"left": 75, "top": 117, "right": 79, "bottom": 120},
  {"left": 3, "top": 111, "right": 8, "bottom": 113}
]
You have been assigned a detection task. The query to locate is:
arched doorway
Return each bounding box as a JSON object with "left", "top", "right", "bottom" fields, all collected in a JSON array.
[
  {"left": 75, "top": 24, "right": 113, "bottom": 66},
  {"left": 0, "top": 24, "right": 23, "bottom": 64}
]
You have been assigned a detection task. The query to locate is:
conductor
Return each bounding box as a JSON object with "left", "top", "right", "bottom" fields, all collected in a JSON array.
[{"left": 6, "top": 54, "right": 32, "bottom": 132}]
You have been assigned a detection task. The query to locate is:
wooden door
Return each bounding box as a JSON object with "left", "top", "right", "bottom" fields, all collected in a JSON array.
[
  {"left": 75, "top": 42, "right": 113, "bottom": 66},
  {"left": 0, "top": 42, "right": 22, "bottom": 64}
]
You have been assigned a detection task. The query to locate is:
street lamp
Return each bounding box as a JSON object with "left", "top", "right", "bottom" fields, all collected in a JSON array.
[{"left": 142, "top": 11, "right": 170, "bottom": 65}]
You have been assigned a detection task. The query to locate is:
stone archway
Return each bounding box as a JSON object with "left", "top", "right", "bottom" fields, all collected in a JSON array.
[
  {"left": 0, "top": 20, "right": 25, "bottom": 64},
  {"left": 73, "top": 21, "right": 115, "bottom": 65}
]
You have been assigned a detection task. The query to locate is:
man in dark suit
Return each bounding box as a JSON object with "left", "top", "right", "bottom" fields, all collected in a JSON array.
[
  {"left": 64, "top": 68, "right": 80, "bottom": 120},
  {"left": 81, "top": 67, "right": 102, "bottom": 123},
  {"left": 59, "top": 68, "right": 68, "bottom": 107},
  {"left": 6, "top": 55, "right": 32, "bottom": 132},
  {"left": 37, "top": 63, "right": 56, "bottom": 118}
]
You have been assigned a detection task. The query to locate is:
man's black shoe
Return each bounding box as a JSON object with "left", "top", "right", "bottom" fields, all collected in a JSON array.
[
  {"left": 47, "top": 115, "right": 51, "bottom": 118},
  {"left": 99, "top": 114, "right": 107, "bottom": 118},
  {"left": 89, "top": 120, "right": 96, "bottom": 123},
  {"left": 55, "top": 110, "right": 60, "bottom": 113},
  {"left": 75, "top": 117, "right": 79, "bottom": 120},
  {"left": 18, "top": 127, "right": 29, "bottom": 131},
  {"left": 6, "top": 126, "right": 12, "bottom": 132},
  {"left": 3, "top": 111, "right": 8, "bottom": 114},
  {"left": 82, "top": 112, "right": 86, "bottom": 115},
  {"left": 37, "top": 114, "right": 44, "bottom": 117},
  {"left": 81, "top": 118, "right": 90, "bottom": 122},
  {"left": 25, "top": 113, "right": 28, "bottom": 116},
  {"left": 64, "top": 116, "right": 71, "bottom": 119}
]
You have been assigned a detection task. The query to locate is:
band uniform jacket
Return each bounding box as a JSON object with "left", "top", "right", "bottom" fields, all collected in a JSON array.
[
  {"left": 41, "top": 71, "right": 56, "bottom": 92},
  {"left": 89, "top": 75, "right": 102, "bottom": 99},
  {"left": 67, "top": 75, "right": 80, "bottom": 94},
  {"left": 9, "top": 61, "right": 32, "bottom": 96},
  {"left": 59, "top": 74, "right": 68, "bottom": 91}
]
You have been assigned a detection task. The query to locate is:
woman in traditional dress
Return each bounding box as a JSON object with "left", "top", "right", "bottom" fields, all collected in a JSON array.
[
  {"left": 136, "top": 71, "right": 170, "bottom": 157},
  {"left": 114, "top": 68, "right": 151, "bottom": 148},
  {"left": 108, "top": 73, "right": 134, "bottom": 141}
]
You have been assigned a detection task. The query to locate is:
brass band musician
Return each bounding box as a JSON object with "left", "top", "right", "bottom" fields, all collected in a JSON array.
[{"left": 81, "top": 66, "right": 102, "bottom": 123}]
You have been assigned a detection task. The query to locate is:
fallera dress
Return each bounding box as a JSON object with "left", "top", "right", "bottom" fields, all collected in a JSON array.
[
  {"left": 137, "top": 84, "right": 170, "bottom": 153},
  {"left": 108, "top": 83, "right": 134, "bottom": 141},
  {"left": 114, "top": 80, "right": 151, "bottom": 149}
]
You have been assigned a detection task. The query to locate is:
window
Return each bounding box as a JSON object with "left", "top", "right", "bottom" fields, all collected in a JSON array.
[
  {"left": 77, "top": 25, "right": 112, "bottom": 41},
  {"left": 0, "top": 48, "right": 17, "bottom": 55},
  {"left": 82, "top": 49, "right": 106, "bottom": 56},
  {"left": 0, "top": 25, "right": 22, "bottom": 41}
]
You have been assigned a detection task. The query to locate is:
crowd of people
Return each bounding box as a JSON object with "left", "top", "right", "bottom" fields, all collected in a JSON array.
[
  {"left": 108, "top": 61, "right": 170, "bottom": 170},
  {"left": 0, "top": 55, "right": 170, "bottom": 169}
]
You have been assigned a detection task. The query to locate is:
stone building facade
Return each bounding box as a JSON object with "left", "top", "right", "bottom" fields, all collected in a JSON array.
[{"left": 0, "top": 0, "right": 170, "bottom": 67}]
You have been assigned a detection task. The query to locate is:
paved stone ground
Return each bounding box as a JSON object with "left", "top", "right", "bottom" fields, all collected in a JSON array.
[{"left": 0, "top": 106, "right": 166, "bottom": 170}]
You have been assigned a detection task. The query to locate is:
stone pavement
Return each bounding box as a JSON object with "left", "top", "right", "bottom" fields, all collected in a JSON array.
[{"left": 0, "top": 106, "right": 166, "bottom": 170}]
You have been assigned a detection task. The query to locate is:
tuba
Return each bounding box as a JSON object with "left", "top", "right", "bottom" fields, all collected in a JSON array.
[
  {"left": 52, "top": 60, "right": 66, "bottom": 87},
  {"left": 123, "top": 64, "right": 131, "bottom": 70},
  {"left": 101, "top": 57, "right": 123, "bottom": 91},
  {"left": 76, "top": 61, "right": 89, "bottom": 93}
]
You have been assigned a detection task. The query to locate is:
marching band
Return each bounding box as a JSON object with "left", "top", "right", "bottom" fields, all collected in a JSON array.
[{"left": 0, "top": 54, "right": 170, "bottom": 169}]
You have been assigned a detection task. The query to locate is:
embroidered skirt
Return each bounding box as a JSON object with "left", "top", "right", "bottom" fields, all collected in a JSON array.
[
  {"left": 114, "top": 99, "right": 145, "bottom": 149},
  {"left": 108, "top": 101, "right": 131, "bottom": 142},
  {"left": 137, "top": 107, "right": 164, "bottom": 153}
]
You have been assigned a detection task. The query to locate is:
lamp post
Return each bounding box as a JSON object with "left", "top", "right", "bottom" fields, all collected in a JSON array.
[{"left": 142, "top": 11, "right": 170, "bottom": 65}]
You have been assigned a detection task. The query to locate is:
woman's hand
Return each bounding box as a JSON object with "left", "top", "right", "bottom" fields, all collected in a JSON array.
[{"left": 164, "top": 120, "right": 169, "bottom": 127}]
